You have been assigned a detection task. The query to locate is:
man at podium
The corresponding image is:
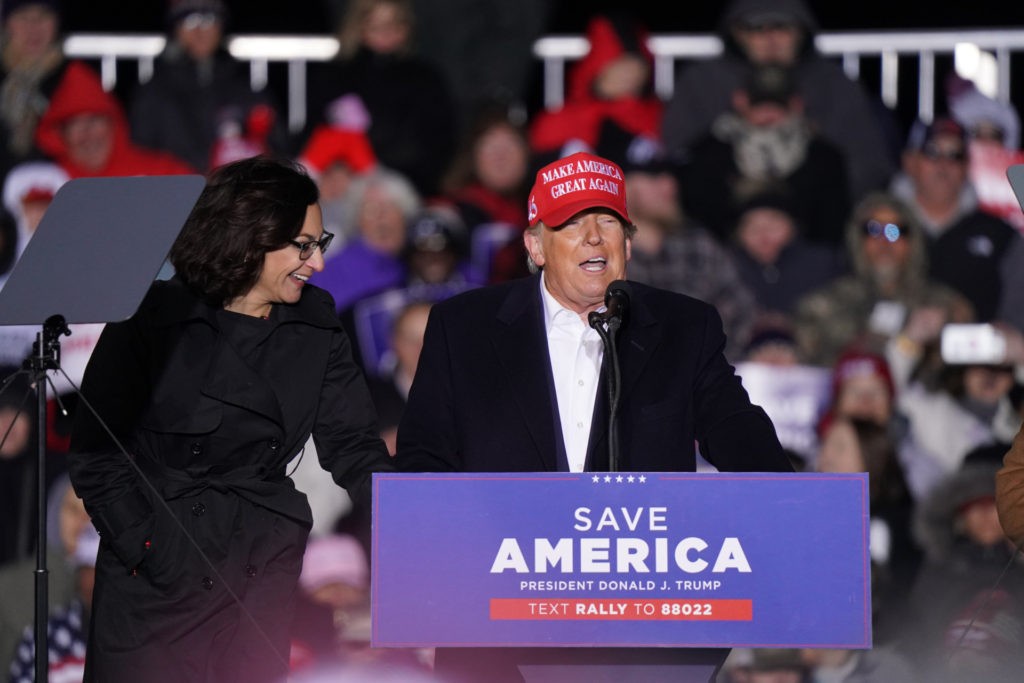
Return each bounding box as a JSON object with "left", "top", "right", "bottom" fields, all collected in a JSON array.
[
  {"left": 397, "top": 150, "right": 790, "bottom": 476},
  {"left": 396, "top": 151, "right": 791, "bottom": 681}
]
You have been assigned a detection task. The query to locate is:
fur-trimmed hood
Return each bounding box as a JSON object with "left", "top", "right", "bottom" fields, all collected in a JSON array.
[{"left": 914, "top": 463, "right": 1000, "bottom": 562}]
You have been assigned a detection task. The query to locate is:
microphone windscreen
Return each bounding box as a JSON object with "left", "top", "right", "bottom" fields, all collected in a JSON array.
[{"left": 605, "top": 280, "right": 632, "bottom": 304}]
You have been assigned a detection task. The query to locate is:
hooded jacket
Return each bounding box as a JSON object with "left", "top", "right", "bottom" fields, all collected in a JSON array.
[
  {"left": 529, "top": 15, "right": 663, "bottom": 156},
  {"left": 35, "top": 62, "right": 193, "bottom": 178},
  {"left": 793, "top": 193, "right": 973, "bottom": 367}
]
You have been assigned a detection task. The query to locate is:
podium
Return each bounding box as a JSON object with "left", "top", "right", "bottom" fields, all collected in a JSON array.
[{"left": 371, "top": 472, "right": 871, "bottom": 682}]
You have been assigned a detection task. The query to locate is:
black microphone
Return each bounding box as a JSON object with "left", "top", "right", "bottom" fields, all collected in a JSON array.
[
  {"left": 603, "top": 280, "right": 631, "bottom": 324},
  {"left": 588, "top": 280, "right": 631, "bottom": 330}
]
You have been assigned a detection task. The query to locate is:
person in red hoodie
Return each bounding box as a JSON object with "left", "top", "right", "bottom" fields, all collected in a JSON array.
[
  {"left": 34, "top": 61, "right": 194, "bottom": 178},
  {"left": 528, "top": 13, "right": 663, "bottom": 165}
]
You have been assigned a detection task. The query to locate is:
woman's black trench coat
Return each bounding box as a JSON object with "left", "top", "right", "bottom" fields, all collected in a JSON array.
[{"left": 69, "top": 277, "right": 391, "bottom": 683}]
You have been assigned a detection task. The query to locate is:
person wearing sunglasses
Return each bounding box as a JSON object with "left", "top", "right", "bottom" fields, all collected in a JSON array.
[
  {"left": 893, "top": 116, "right": 1024, "bottom": 324},
  {"left": 68, "top": 156, "right": 393, "bottom": 683},
  {"left": 794, "top": 192, "right": 974, "bottom": 368}
]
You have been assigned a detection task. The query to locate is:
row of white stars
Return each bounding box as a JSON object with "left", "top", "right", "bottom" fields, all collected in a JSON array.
[{"left": 591, "top": 474, "right": 647, "bottom": 483}]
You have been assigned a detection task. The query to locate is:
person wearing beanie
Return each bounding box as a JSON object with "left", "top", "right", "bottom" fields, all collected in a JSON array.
[
  {"left": 662, "top": 0, "right": 896, "bottom": 200},
  {"left": 813, "top": 349, "right": 945, "bottom": 502},
  {"left": 729, "top": 189, "right": 845, "bottom": 323},
  {"left": 677, "top": 62, "right": 851, "bottom": 248},
  {"left": 129, "top": 0, "right": 288, "bottom": 173},
  {"left": 395, "top": 150, "right": 791, "bottom": 682}
]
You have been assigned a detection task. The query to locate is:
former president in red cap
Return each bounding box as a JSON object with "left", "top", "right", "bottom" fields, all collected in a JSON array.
[
  {"left": 397, "top": 150, "right": 788, "bottom": 474},
  {"left": 395, "top": 151, "right": 791, "bottom": 678}
]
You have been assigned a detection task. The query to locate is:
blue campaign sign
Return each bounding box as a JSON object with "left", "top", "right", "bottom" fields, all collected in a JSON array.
[{"left": 372, "top": 472, "right": 870, "bottom": 649}]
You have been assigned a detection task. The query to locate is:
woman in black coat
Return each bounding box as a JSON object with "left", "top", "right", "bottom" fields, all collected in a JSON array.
[{"left": 68, "top": 156, "right": 393, "bottom": 683}]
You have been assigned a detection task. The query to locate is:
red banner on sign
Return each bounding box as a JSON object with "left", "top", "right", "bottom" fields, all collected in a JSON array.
[{"left": 490, "top": 598, "right": 753, "bottom": 621}]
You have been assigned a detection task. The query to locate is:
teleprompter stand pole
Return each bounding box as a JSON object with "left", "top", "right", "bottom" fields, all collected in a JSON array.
[{"left": 25, "top": 314, "right": 71, "bottom": 683}]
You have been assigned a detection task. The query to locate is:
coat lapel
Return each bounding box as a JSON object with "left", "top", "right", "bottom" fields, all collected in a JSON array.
[
  {"left": 492, "top": 276, "right": 559, "bottom": 471},
  {"left": 145, "top": 278, "right": 340, "bottom": 431},
  {"left": 201, "top": 337, "right": 285, "bottom": 426},
  {"left": 617, "top": 287, "right": 660, "bottom": 398}
]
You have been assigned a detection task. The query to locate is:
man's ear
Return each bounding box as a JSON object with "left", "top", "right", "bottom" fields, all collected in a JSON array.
[{"left": 523, "top": 229, "right": 545, "bottom": 268}]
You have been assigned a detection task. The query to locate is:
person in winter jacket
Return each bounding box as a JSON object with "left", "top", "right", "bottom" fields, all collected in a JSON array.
[
  {"left": 793, "top": 192, "right": 973, "bottom": 368},
  {"left": 529, "top": 13, "right": 663, "bottom": 167},
  {"left": 129, "top": 0, "right": 289, "bottom": 173},
  {"left": 306, "top": 0, "right": 456, "bottom": 198},
  {"left": 34, "top": 61, "right": 193, "bottom": 178},
  {"left": 68, "top": 157, "right": 392, "bottom": 683},
  {"left": 661, "top": 0, "right": 895, "bottom": 200}
]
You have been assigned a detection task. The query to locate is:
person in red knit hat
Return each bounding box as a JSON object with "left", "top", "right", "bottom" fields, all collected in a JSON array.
[{"left": 298, "top": 125, "right": 378, "bottom": 246}]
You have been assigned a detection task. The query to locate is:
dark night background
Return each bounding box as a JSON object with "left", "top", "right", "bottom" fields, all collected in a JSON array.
[
  {"left": 55, "top": 1, "right": 1024, "bottom": 139},
  {"left": 56, "top": 1, "right": 1024, "bottom": 33}
]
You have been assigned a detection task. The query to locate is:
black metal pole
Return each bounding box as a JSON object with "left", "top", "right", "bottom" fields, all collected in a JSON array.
[
  {"left": 27, "top": 314, "right": 70, "bottom": 683},
  {"left": 605, "top": 317, "right": 623, "bottom": 472},
  {"left": 32, "top": 328, "right": 49, "bottom": 683}
]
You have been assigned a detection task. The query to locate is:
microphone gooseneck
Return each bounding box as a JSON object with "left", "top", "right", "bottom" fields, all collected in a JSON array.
[{"left": 588, "top": 280, "right": 631, "bottom": 472}]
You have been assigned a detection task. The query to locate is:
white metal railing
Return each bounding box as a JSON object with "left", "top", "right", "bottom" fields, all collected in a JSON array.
[{"left": 63, "top": 29, "right": 1024, "bottom": 133}]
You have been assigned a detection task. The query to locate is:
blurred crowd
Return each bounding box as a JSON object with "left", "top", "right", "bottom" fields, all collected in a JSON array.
[{"left": 3, "top": 0, "right": 1024, "bottom": 680}]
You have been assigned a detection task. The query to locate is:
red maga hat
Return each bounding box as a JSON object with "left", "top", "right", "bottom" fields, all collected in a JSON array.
[{"left": 527, "top": 151, "right": 630, "bottom": 228}]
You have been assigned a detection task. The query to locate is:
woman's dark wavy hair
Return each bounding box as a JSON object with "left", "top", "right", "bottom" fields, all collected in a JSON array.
[{"left": 170, "top": 156, "right": 319, "bottom": 306}]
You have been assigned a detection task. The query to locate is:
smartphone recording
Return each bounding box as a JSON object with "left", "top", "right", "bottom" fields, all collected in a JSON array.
[{"left": 940, "top": 324, "right": 1007, "bottom": 365}]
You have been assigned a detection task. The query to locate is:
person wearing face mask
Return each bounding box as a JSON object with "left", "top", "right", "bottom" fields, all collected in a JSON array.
[
  {"left": 395, "top": 150, "right": 791, "bottom": 682},
  {"left": 68, "top": 156, "right": 392, "bottom": 683}
]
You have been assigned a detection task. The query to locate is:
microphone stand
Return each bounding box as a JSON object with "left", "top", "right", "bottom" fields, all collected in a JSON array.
[
  {"left": 24, "top": 314, "right": 71, "bottom": 683},
  {"left": 588, "top": 312, "right": 624, "bottom": 472}
]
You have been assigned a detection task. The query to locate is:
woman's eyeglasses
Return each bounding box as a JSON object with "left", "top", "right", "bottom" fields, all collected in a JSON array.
[
  {"left": 862, "top": 220, "right": 909, "bottom": 243},
  {"left": 289, "top": 232, "right": 335, "bottom": 260}
]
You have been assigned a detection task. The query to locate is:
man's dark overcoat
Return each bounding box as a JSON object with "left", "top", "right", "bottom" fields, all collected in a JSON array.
[
  {"left": 396, "top": 274, "right": 791, "bottom": 681},
  {"left": 397, "top": 273, "right": 790, "bottom": 475}
]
